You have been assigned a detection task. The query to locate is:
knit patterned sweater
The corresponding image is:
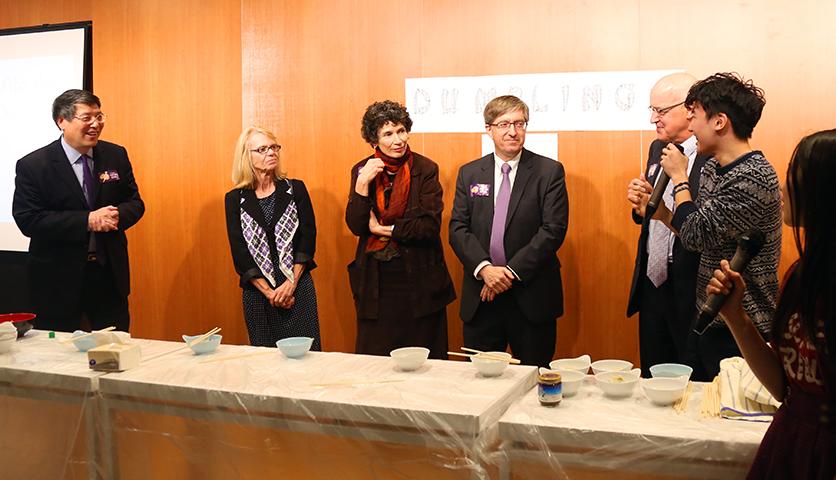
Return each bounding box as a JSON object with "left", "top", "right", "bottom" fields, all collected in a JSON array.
[{"left": 671, "top": 150, "right": 782, "bottom": 334}]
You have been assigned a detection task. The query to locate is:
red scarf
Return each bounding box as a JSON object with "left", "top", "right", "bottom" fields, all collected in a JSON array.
[{"left": 365, "top": 146, "right": 412, "bottom": 253}]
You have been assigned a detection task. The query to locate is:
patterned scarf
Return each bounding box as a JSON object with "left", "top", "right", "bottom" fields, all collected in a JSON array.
[
  {"left": 240, "top": 180, "right": 299, "bottom": 287},
  {"left": 365, "top": 146, "right": 412, "bottom": 253}
]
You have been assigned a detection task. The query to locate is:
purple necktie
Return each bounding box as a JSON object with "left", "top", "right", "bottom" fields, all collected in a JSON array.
[
  {"left": 80, "top": 154, "right": 95, "bottom": 207},
  {"left": 80, "top": 154, "right": 105, "bottom": 264},
  {"left": 490, "top": 162, "right": 512, "bottom": 265}
]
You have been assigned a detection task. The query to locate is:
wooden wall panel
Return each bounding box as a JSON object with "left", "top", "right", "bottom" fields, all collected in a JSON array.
[
  {"left": 3, "top": 1, "right": 835, "bottom": 367},
  {"left": 0, "top": 0, "right": 91, "bottom": 28},
  {"left": 91, "top": 0, "right": 244, "bottom": 343}
]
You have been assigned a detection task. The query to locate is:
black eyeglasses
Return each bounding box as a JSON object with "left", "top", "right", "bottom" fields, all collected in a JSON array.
[
  {"left": 488, "top": 120, "right": 528, "bottom": 131},
  {"left": 648, "top": 101, "right": 685, "bottom": 116},
  {"left": 250, "top": 144, "right": 281, "bottom": 155}
]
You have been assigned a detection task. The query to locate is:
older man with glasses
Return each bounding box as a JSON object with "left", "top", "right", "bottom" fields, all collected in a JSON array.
[
  {"left": 626, "top": 72, "right": 709, "bottom": 377},
  {"left": 13, "top": 89, "right": 145, "bottom": 333},
  {"left": 449, "top": 95, "right": 569, "bottom": 367}
]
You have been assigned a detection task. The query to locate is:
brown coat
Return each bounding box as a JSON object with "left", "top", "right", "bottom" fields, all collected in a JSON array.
[{"left": 345, "top": 152, "right": 456, "bottom": 319}]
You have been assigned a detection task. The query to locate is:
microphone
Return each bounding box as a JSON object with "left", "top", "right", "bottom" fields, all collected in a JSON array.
[
  {"left": 693, "top": 229, "right": 766, "bottom": 335},
  {"left": 646, "top": 143, "right": 684, "bottom": 216}
]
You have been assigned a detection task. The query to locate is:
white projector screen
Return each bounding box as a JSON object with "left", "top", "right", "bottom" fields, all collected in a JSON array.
[{"left": 0, "top": 23, "right": 90, "bottom": 252}]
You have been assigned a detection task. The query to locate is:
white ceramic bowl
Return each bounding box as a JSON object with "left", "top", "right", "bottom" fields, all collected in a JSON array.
[
  {"left": 649, "top": 363, "right": 693, "bottom": 381},
  {"left": 276, "top": 337, "right": 313, "bottom": 358},
  {"left": 71, "top": 330, "right": 99, "bottom": 352},
  {"left": 642, "top": 377, "right": 689, "bottom": 405},
  {"left": 182, "top": 334, "right": 222, "bottom": 355},
  {"left": 595, "top": 370, "right": 640, "bottom": 398},
  {"left": 591, "top": 359, "right": 633, "bottom": 375},
  {"left": 554, "top": 368, "right": 586, "bottom": 397},
  {"left": 390, "top": 347, "right": 429, "bottom": 371},
  {"left": 471, "top": 351, "right": 511, "bottom": 377},
  {"left": 0, "top": 334, "right": 15, "bottom": 353},
  {"left": 549, "top": 354, "right": 591, "bottom": 374}
]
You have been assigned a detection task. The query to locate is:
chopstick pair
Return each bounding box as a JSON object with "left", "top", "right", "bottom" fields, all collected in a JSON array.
[
  {"left": 142, "top": 327, "right": 221, "bottom": 363},
  {"left": 59, "top": 326, "right": 116, "bottom": 344},
  {"left": 187, "top": 327, "right": 221, "bottom": 348},
  {"left": 447, "top": 347, "right": 521, "bottom": 365}
]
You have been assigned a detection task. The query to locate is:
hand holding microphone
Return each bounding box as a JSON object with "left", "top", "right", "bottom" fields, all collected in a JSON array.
[
  {"left": 694, "top": 230, "right": 766, "bottom": 335},
  {"left": 647, "top": 143, "right": 685, "bottom": 216}
]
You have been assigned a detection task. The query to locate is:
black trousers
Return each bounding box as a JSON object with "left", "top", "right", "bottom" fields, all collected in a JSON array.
[
  {"left": 685, "top": 322, "right": 742, "bottom": 382},
  {"left": 638, "top": 274, "right": 694, "bottom": 376},
  {"left": 35, "top": 260, "right": 130, "bottom": 333},
  {"left": 463, "top": 290, "right": 556, "bottom": 367}
]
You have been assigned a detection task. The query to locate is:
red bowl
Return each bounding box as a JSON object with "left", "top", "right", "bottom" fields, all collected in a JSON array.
[{"left": 0, "top": 313, "right": 36, "bottom": 338}]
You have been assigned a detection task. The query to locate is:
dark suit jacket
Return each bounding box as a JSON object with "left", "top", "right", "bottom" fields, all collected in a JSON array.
[
  {"left": 13, "top": 138, "right": 145, "bottom": 314},
  {"left": 626, "top": 139, "right": 708, "bottom": 316},
  {"left": 345, "top": 153, "right": 456, "bottom": 319},
  {"left": 225, "top": 178, "right": 316, "bottom": 290},
  {"left": 449, "top": 148, "right": 568, "bottom": 324}
]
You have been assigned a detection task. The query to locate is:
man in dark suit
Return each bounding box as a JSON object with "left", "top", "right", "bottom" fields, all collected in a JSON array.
[
  {"left": 626, "top": 73, "right": 706, "bottom": 376},
  {"left": 13, "top": 89, "right": 144, "bottom": 332},
  {"left": 449, "top": 95, "right": 568, "bottom": 367}
]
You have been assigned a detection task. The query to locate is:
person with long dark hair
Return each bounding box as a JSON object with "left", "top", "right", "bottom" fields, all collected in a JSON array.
[
  {"left": 707, "top": 129, "right": 836, "bottom": 479},
  {"left": 346, "top": 100, "right": 456, "bottom": 358}
]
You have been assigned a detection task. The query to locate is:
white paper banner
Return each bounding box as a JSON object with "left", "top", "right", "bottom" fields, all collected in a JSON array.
[{"left": 406, "top": 70, "right": 681, "bottom": 133}]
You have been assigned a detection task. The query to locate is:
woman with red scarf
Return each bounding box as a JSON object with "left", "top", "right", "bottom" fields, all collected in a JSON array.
[
  {"left": 346, "top": 100, "right": 456, "bottom": 358},
  {"left": 708, "top": 129, "right": 836, "bottom": 479}
]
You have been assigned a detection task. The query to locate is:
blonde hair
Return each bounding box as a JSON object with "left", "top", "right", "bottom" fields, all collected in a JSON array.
[
  {"left": 483, "top": 95, "right": 529, "bottom": 124},
  {"left": 231, "top": 126, "right": 286, "bottom": 189}
]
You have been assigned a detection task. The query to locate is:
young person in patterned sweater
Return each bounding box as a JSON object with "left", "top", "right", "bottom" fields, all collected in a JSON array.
[
  {"left": 654, "top": 73, "right": 782, "bottom": 381},
  {"left": 707, "top": 129, "right": 836, "bottom": 479}
]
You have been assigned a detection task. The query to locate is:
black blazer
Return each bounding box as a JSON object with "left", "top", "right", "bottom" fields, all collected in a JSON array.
[
  {"left": 13, "top": 139, "right": 145, "bottom": 311},
  {"left": 225, "top": 178, "right": 316, "bottom": 290},
  {"left": 626, "top": 139, "right": 708, "bottom": 316},
  {"left": 345, "top": 153, "right": 455, "bottom": 319},
  {"left": 449, "top": 148, "right": 569, "bottom": 324}
]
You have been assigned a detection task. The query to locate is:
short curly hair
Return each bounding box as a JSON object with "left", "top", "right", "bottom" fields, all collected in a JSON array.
[
  {"left": 361, "top": 100, "right": 413, "bottom": 145},
  {"left": 685, "top": 72, "right": 765, "bottom": 140}
]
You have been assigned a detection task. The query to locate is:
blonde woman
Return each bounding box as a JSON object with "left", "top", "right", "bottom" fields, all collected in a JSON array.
[{"left": 224, "top": 126, "right": 320, "bottom": 348}]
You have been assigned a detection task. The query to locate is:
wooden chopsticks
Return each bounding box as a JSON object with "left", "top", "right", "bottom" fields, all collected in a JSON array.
[
  {"left": 186, "top": 327, "right": 221, "bottom": 348},
  {"left": 142, "top": 327, "right": 221, "bottom": 363},
  {"left": 59, "top": 326, "right": 116, "bottom": 344},
  {"left": 448, "top": 347, "right": 521, "bottom": 364}
]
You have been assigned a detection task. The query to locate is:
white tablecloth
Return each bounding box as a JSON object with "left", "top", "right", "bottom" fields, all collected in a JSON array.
[{"left": 498, "top": 375, "right": 769, "bottom": 479}]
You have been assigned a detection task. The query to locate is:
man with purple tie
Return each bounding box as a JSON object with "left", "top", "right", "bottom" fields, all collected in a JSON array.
[
  {"left": 449, "top": 95, "right": 569, "bottom": 366},
  {"left": 13, "top": 89, "right": 144, "bottom": 333}
]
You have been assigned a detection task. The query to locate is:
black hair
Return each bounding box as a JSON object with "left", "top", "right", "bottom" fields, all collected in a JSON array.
[
  {"left": 360, "top": 100, "right": 412, "bottom": 145},
  {"left": 685, "top": 73, "right": 765, "bottom": 139},
  {"left": 772, "top": 129, "right": 836, "bottom": 386},
  {"left": 52, "top": 89, "right": 101, "bottom": 126}
]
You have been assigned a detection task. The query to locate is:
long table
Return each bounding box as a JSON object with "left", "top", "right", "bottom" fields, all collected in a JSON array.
[
  {"left": 97, "top": 338, "right": 537, "bottom": 479},
  {"left": 498, "top": 375, "right": 770, "bottom": 479},
  {"left": 0, "top": 330, "right": 105, "bottom": 480},
  {"left": 0, "top": 331, "right": 772, "bottom": 479}
]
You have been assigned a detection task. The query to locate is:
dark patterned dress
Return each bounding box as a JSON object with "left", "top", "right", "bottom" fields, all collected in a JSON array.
[
  {"left": 225, "top": 179, "right": 321, "bottom": 351},
  {"left": 240, "top": 191, "right": 321, "bottom": 349},
  {"left": 746, "top": 311, "right": 834, "bottom": 479}
]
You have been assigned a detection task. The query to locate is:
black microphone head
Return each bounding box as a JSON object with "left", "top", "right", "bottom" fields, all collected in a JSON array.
[{"left": 738, "top": 229, "right": 766, "bottom": 257}]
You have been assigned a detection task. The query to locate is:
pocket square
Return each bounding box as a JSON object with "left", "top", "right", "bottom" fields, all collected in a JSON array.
[
  {"left": 98, "top": 170, "right": 120, "bottom": 183},
  {"left": 469, "top": 183, "right": 490, "bottom": 197}
]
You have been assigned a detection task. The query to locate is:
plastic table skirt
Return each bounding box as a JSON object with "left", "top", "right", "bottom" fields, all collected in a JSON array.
[
  {"left": 497, "top": 375, "right": 770, "bottom": 479},
  {"left": 0, "top": 330, "right": 106, "bottom": 480},
  {"left": 97, "top": 338, "right": 538, "bottom": 480}
]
